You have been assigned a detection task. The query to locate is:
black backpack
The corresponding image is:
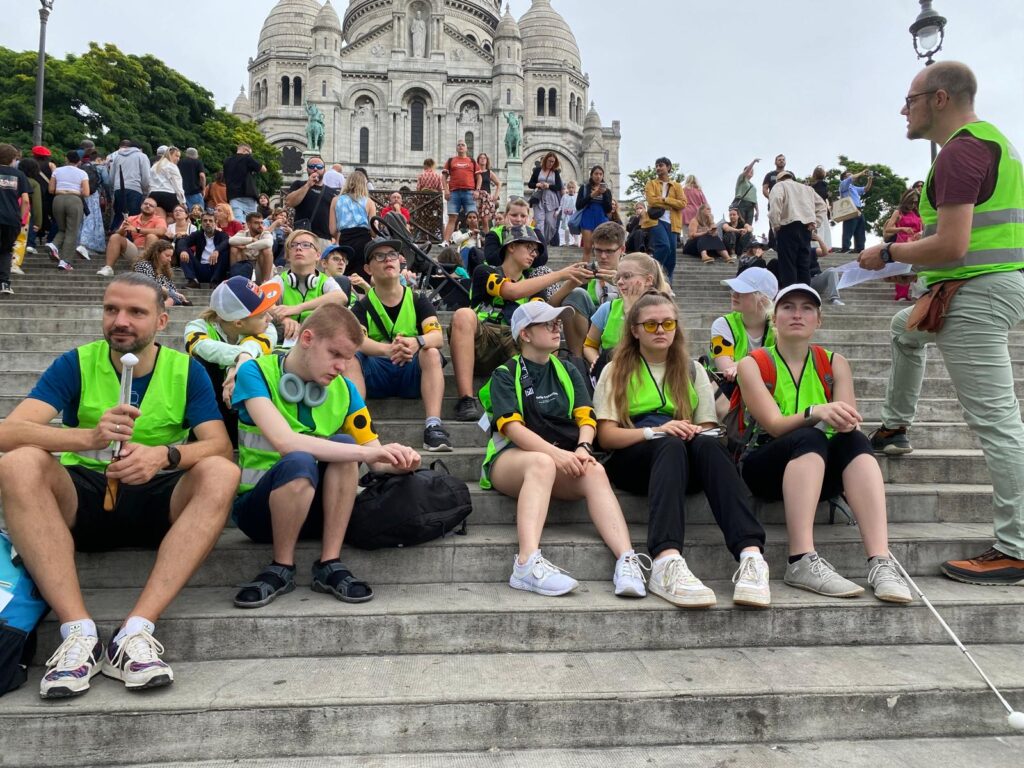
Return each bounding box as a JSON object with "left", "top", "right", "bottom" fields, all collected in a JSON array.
[{"left": 346, "top": 460, "right": 472, "bottom": 549}]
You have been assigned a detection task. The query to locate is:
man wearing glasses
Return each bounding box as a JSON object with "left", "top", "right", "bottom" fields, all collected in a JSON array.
[
  {"left": 285, "top": 156, "right": 338, "bottom": 244},
  {"left": 267, "top": 230, "right": 348, "bottom": 342}
]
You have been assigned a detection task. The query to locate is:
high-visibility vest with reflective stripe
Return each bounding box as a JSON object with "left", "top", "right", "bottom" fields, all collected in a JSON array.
[
  {"left": 236, "top": 354, "right": 351, "bottom": 493},
  {"left": 918, "top": 121, "right": 1024, "bottom": 286},
  {"left": 61, "top": 341, "right": 191, "bottom": 471},
  {"left": 281, "top": 270, "right": 329, "bottom": 322},
  {"left": 365, "top": 287, "right": 418, "bottom": 342},
  {"left": 746, "top": 345, "right": 835, "bottom": 446}
]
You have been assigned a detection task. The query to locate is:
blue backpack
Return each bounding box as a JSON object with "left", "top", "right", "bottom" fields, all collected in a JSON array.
[{"left": 1, "top": 530, "right": 49, "bottom": 696}]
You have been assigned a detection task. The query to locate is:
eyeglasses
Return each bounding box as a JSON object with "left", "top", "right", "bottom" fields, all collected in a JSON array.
[
  {"left": 325, "top": 255, "right": 347, "bottom": 264},
  {"left": 615, "top": 272, "right": 638, "bottom": 282},
  {"left": 307, "top": 163, "right": 325, "bottom": 170},
  {"left": 290, "top": 241, "right": 317, "bottom": 251},
  {"left": 371, "top": 251, "right": 401, "bottom": 262},
  {"left": 529, "top": 320, "right": 562, "bottom": 332},
  {"left": 593, "top": 247, "right": 620, "bottom": 257},
  {"left": 634, "top": 319, "right": 677, "bottom": 333},
  {"left": 904, "top": 90, "right": 938, "bottom": 109}
]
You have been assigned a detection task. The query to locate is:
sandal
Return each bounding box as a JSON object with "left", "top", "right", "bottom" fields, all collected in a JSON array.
[
  {"left": 701, "top": 255, "right": 714, "bottom": 264},
  {"left": 234, "top": 563, "right": 296, "bottom": 608},
  {"left": 724, "top": 255, "right": 737, "bottom": 264},
  {"left": 311, "top": 560, "right": 374, "bottom": 603}
]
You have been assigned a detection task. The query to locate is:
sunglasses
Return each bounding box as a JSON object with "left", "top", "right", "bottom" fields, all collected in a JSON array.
[
  {"left": 308, "top": 163, "right": 325, "bottom": 170},
  {"left": 635, "top": 319, "right": 677, "bottom": 333}
]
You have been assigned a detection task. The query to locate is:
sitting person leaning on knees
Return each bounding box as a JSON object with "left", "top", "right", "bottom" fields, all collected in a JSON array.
[
  {"left": 268, "top": 230, "right": 347, "bottom": 343},
  {"left": 319, "top": 243, "right": 368, "bottom": 306},
  {"left": 735, "top": 283, "right": 911, "bottom": 603},
  {"left": 0, "top": 273, "right": 238, "bottom": 698},
  {"left": 683, "top": 204, "right": 733, "bottom": 264},
  {"left": 481, "top": 302, "right": 646, "bottom": 598},
  {"left": 345, "top": 238, "right": 452, "bottom": 453},
  {"left": 583, "top": 252, "right": 670, "bottom": 376},
  {"left": 229, "top": 212, "right": 275, "bottom": 283},
  {"left": 230, "top": 304, "right": 421, "bottom": 608},
  {"left": 184, "top": 276, "right": 280, "bottom": 446},
  {"left": 708, "top": 266, "right": 778, "bottom": 419},
  {"left": 595, "top": 291, "right": 769, "bottom": 608},
  {"left": 548, "top": 220, "right": 625, "bottom": 356},
  {"left": 132, "top": 238, "right": 190, "bottom": 307},
  {"left": 99, "top": 196, "right": 167, "bottom": 276}
]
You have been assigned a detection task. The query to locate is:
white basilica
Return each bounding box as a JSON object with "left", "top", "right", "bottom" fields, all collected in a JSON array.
[{"left": 233, "top": 0, "right": 622, "bottom": 195}]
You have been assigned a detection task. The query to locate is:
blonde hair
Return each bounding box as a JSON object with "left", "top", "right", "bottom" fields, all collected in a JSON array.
[
  {"left": 284, "top": 229, "right": 320, "bottom": 255},
  {"left": 341, "top": 171, "right": 369, "bottom": 200},
  {"left": 506, "top": 197, "right": 530, "bottom": 213},
  {"left": 618, "top": 252, "right": 670, "bottom": 293},
  {"left": 684, "top": 175, "right": 701, "bottom": 189},
  {"left": 214, "top": 203, "right": 234, "bottom": 224},
  {"left": 300, "top": 303, "right": 362, "bottom": 345}
]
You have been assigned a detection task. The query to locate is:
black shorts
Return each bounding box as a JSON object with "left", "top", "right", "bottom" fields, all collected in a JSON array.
[{"left": 67, "top": 465, "right": 184, "bottom": 552}]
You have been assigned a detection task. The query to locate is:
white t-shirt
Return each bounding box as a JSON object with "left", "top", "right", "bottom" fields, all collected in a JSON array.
[
  {"left": 322, "top": 169, "right": 345, "bottom": 190},
  {"left": 53, "top": 165, "right": 88, "bottom": 193},
  {"left": 593, "top": 359, "right": 718, "bottom": 426},
  {"left": 201, "top": 237, "right": 216, "bottom": 265},
  {"left": 660, "top": 182, "right": 671, "bottom": 223},
  {"left": 709, "top": 315, "right": 766, "bottom": 363}
]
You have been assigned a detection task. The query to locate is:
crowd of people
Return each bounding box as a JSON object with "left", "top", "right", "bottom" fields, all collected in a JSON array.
[{"left": 0, "top": 61, "right": 1021, "bottom": 705}]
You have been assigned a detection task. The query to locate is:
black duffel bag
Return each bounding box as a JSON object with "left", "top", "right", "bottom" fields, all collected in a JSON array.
[{"left": 346, "top": 460, "right": 472, "bottom": 549}]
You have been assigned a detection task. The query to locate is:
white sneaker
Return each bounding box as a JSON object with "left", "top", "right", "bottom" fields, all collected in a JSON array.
[
  {"left": 648, "top": 554, "right": 716, "bottom": 608},
  {"left": 76, "top": 245, "right": 91, "bottom": 260},
  {"left": 101, "top": 628, "right": 174, "bottom": 690},
  {"left": 96, "top": 265, "right": 114, "bottom": 277},
  {"left": 509, "top": 550, "right": 579, "bottom": 596},
  {"left": 613, "top": 549, "right": 651, "bottom": 597},
  {"left": 46, "top": 242, "right": 59, "bottom": 261},
  {"left": 57, "top": 259, "right": 73, "bottom": 271},
  {"left": 10, "top": 264, "right": 24, "bottom": 275},
  {"left": 732, "top": 555, "right": 771, "bottom": 607},
  {"left": 39, "top": 627, "right": 104, "bottom": 699}
]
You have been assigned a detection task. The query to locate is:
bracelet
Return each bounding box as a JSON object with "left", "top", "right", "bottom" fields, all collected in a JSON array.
[{"left": 577, "top": 442, "right": 594, "bottom": 455}]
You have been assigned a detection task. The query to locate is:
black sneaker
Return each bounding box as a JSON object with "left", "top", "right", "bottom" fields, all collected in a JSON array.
[
  {"left": 186, "top": 279, "right": 201, "bottom": 289},
  {"left": 423, "top": 423, "right": 453, "bottom": 452},
  {"left": 454, "top": 396, "right": 482, "bottom": 422},
  {"left": 869, "top": 426, "right": 913, "bottom": 455},
  {"left": 0, "top": 281, "right": 12, "bottom": 295}
]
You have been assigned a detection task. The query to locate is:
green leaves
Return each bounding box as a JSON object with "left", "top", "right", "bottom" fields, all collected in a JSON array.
[
  {"left": 824, "top": 156, "right": 909, "bottom": 237},
  {"left": 625, "top": 163, "right": 685, "bottom": 199},
  {"left": 0, "top": 43, "right": 281, "bottom": 193}
]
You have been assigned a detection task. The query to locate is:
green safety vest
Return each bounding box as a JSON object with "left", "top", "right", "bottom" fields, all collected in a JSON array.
[
  {"left": 281, "top": 270, "right": 329, "bottom": 322},
  {"left": 61, "top": 341, "right": 191, "bottom": 471},
  {"left": 724, "top": 312, "right": 775, "bottom": 361},
  {"left": 627, "top": 358, "right": 699, "bottom": 420},
  {"left": 236, "top": 354, "right": 351, "bottom": 494},
  {"left": 479, "top": 354, "right": 576, "bottom": 489},
  {"left": 746, "top": 345, "right": 835, "bottom": 445},
  {"left": 365, "top": 287, "right": 418, "bottom": 342},
  {"left": 599, "top": 298, "right": 626, "bottom": 351},
  {"left": 472, "top": 270, "right": 533, "bottom": 324},
  {"left": 918, "top": 121, "right": 1024, "bottom": 287}
]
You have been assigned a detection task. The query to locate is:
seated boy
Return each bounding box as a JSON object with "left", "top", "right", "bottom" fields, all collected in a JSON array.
[{"left": 267, "top": 229, "right": 347, "bottom": 342}]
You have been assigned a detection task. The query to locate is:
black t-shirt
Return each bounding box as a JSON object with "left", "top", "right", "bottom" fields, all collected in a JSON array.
[
  {"left": 352, "top": 287, "right": 437, "bottom": 343},
  {"left": 811, "top": 180, "right": 828, "bottom": 202},
  {"left": 763, "top": 170, "right": 782, "bottom": 193},
  {"left": 288, "top": 180, "right": 338, "bottom": 240},
  {"left": 223, "top": 154, "right": 261, "bottom": 200},
  {"left": 0, "top": 165, "right": 30, "bottom": 226},
  {"left": 178, "top": 157, "right": 206, "bottom": 195},
  {"left": 490, "top": 357, "right": 592, "bottom": 428},
  {"left": 470, "top": 264, "right": 544, "bottom": 325}
]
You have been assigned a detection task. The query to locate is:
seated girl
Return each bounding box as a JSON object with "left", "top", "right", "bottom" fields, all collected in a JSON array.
[
  {"left": 735, "top": 283, "right": 912, "bottom": 603},
  {"left": 595, "top": 291, "right": 769, "bottom": 608},
  {"left": 481, "top": 302, "right": 647, "bottom": 598},
  {"left": 133, "top": 239, "right": 190, "bottom": 306}
]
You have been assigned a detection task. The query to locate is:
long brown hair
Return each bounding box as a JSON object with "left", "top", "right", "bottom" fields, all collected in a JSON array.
[
  {"left": 608, "top": 292, "right": 692, "bottom": 426},
  {"left": 141, "top": 238, "right": 174, "bottom": 280}
]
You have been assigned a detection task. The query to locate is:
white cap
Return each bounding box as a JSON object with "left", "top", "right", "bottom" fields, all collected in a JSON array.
[
  {"left": 774, "top": 283, "right": 821, "bottom": 308},
  {"left": 156, "top": 145, "right": 168, "bottom": 156},
  {"left": 721, "top": 267, "right": 778, "bottom": 298},
  {"left": 510, "top": 301, "right": 575, "bottom": 340}
]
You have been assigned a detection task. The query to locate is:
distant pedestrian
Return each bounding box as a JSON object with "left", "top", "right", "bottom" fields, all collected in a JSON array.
[
  {"left": 222, "top": 143, "right": 266, "bottom": 223},
  {"left": 178, "top": 148, "right": 207, "bottom": 211},
  {"left": 768, "top": 170, "right": 827, "bottom": 287},
  {"left": 839, "top": 169, "right": 873, "bottom": 252}
]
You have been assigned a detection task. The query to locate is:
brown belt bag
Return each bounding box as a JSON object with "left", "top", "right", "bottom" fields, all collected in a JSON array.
[{"left": 906, "top": 278, "right": 969, "bottom": 333}]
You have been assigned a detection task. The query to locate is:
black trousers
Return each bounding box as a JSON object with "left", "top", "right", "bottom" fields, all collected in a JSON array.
[
  {"left": 741, "top": 428, "right": 874, "bottom": 502},
  {"left": 605, "top": 435, "right": 766, "bottom": 559},
  {"left": 775, "top": 220, "right": 812, "bottom": 287}
]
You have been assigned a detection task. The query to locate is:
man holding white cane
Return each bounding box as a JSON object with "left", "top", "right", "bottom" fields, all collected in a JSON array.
[{"left": 0, "top": 273, "right": 238, "bottom": 699}]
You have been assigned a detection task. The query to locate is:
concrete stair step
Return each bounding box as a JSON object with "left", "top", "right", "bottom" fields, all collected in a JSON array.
[
  {"left": 3, "top": 645, "right": 1022, "bottom": 765},
  {"left": 71, "top": 522, "right": 996, "bottom": 590},
  {"left": 37, "top": 577, "right": 1024, "bottom": 662}
]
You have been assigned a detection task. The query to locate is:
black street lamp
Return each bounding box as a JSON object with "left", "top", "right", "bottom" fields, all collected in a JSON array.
[
  {"left": 909, "top": 0, "right": 947, "bottom": 161},
  {"left": 32, "top": 0, "right": 55, "bottom": 146}
]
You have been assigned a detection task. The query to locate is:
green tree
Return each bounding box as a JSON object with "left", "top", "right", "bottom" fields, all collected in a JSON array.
[
  {"left": 0, "top": 43, "right": 281, "bottom": 193},
  {"left": 625, "top": 163, "right": 684, "bottom": 199},
  {"left": 822, "top": 156, "right": 908, "bottom": 237}
]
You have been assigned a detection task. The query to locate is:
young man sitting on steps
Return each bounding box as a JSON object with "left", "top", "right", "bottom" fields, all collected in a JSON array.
[
  {"left": 267, "top": 229, "right": 347, "bottom": 342},
  {"left": 0, "top": 273, "right": 238, "bottom": 699},
  {"left": 231, "top": 303, "right": 421, "bottom": 609},
  {"left": 346, "top": 238, "right": 452, "bottom": 452}
]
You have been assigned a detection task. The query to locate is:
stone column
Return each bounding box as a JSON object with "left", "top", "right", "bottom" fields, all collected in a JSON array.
[{"left": 505, "top": 159, "right": 524, "bottom": 200}]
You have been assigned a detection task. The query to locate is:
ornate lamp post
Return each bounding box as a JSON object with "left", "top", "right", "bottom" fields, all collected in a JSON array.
[
  {"left": 909, "top": 0, "right": 947, "bottom": 160},
  {"left": 32, "top": 0, "right": 55, "bottom": 146}
]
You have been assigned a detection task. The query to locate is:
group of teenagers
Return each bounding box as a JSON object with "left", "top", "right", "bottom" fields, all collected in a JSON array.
[{"left": 0, "top": 201, "right": 912, "bottom": 703}]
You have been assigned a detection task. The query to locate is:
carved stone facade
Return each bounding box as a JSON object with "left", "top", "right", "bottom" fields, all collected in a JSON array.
[{"left": 238, "top": 0, "right": 621, "bottom": 197}]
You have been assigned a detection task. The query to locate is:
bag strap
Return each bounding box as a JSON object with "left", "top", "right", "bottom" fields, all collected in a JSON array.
[
  {"left": 810, "top": 345, "right": 834, "bottom": 401},
  {"left": 363, "top": 298, "right": 394, "bottom": 343},
  {"left": 303, "top": 183, "right": 327, "bottom": 225},
  {"left": 749, "top": 348, "right": 776, "bottom": 394}
]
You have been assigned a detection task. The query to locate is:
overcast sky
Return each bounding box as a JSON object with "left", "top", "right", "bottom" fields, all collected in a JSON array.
[{"left": 4, "top": 0, "right": 1022, "bottom": 235}]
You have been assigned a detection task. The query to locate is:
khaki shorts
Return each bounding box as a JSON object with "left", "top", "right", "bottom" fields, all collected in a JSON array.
[{"left": 474, "top": 322, "right": 517, "bottom": 377}]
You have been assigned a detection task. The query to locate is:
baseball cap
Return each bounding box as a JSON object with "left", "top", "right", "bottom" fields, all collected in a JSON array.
[
  {"left": 31, "top": 145, "right": 51, "bottom": 157},
  {"left": 774, "top": 283, "right": 821, "bottom": 308},
  {"left": 321, "top": 243, "right": 355, "bottom": 262},
  {"left": 156, "top": 145, "right": 168, "bottom": 156},
  {"left": 363, "top": 238, "right": 404, "bottom": 261},
  {"left": 209, "top": 276, "right": 281, "bottom": 321},
  {"left": 510, "top": 301, "right": 575, "bottom": 340},
  {"left": 744, "top": 239, "right": 768, "bottom": 254},
  {"left": 775, "top": 170, "right": 795, "bottom": 182},
  {"left": 721, "top": 267, "right": 778, "bottom": 298}
]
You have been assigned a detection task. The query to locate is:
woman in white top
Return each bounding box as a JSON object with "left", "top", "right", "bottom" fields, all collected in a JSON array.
[
  {"left": 149, "top": 146, "right": 186, "bottom": 219},
  {"left": 165, "top": 204, "right": 197, "bottom": 264},
  {"left": 48, "top": 149, "right": 90, "bottom": 268}
]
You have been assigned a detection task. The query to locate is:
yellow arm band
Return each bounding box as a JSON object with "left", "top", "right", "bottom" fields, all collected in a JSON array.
[
  {"left": 573, "top": 406, "right": 597, "bottom": 429},
  {"left": 583, "top": 336, "right": 600, "bottom": 350},
  {"left": 495, "top": 412, "right": 524, "bottom": 433}
]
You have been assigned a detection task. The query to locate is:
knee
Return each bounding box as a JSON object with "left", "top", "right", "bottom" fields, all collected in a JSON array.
[
  {"left": 527, "top": 452, "right": 558, "bottom": 482},
  {"left": 0, "top": 446, "right": 53, "bottom": 488},
  {"left": 452, "top": 308, "right": 476, "bottom": 333},
  {"left": 791, "top": 427, "right": 830, "bottom": 456},
  {"left": 188, "top": 455, "right": 240, "bottom": 494},
  {"left": 653, "top": 435, "right": 689, "bottom": 459},
  {"left": 420, "top": 347, "right": 442, "bottom": 369}
]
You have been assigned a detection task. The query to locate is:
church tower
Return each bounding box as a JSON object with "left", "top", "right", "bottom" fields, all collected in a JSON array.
[
  {"left": 309, "top": 0, "right": 343, "bottom": 160},
  {"left": 492, "top": 6, "right": 524, "bottom": 167}
]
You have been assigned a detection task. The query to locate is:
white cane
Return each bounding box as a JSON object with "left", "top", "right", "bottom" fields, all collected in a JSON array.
[{"left": 103, "top": 352, "right": 139, "bottom": 512}]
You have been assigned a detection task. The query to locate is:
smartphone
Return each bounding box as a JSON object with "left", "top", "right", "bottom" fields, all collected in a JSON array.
[{"left": 588, "top": 260, "right": 599, "bottom": 274}]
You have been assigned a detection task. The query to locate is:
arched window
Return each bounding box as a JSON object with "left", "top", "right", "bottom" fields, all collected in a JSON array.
[
  {"left": 323, "top": 37, "right": 327, "bottom": 49},
  {"left": 506, "top": 88, "right": 511, "bottom": 105},
  {"left": 536, "top": 87, "right": 545, "bottom": 117},
  {"left": 293, "top": 77, "right": 303, "bottom": 105},
  {"left": 466, "top": 33, "right": 477, "bottom": 45},
  {"left": 410, "top": 98, "right": 425, "bottom": 152},
  {"left": 569, "top": 93, "right": 575, "bottom": 120},
  {"left": 465, "top": 131, "right": 474, "bottom": 157},
  {"left": 321, "top": 80, "right": 327, "bottom": 97},
  {"left": 281, "top": 76, "right": 290, "bottom": 106},
  {"left": 548, "top": 88, "right": 557, "bottom": 118},
  {"left": 576, "top": 101, "right": 583, "bottom": 124},
  {"left": 359, "top": 127, "right": 370, "bottom": 165},
  {"left": 483, "top": 42, "right": 491, "bottom": 53},
  {"left": 506, "top": 46, "right": 511, "bottom": 59}
]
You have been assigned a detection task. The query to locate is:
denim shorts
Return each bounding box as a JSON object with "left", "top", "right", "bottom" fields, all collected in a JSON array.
[
  {"left": 358, "top": 352, "right": 422, "bottom": 399},
  {"left": 448, "top": 189, "right": 477, "bottom": 216}
]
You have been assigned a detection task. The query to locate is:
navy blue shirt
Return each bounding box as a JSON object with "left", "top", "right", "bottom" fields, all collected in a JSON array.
[{"left": 28, "top": 345, "right": 222, "bottom": 429}]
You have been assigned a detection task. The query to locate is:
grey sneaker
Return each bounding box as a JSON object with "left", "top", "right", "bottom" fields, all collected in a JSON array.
[
  {"left": 510, "top": 550, "right": 578, "bottom": 596},
  {"left": 867, "top": 556, "right": 913, "bottom": 603},
  {"left": 648, "top": 554, "right": 716, "bottom": 608},
  {"left": 784, "top": 552, "right": 864, "bottom": 598},
  {"left": 869, "top": 426, "right": 913, "bottom": 455}
]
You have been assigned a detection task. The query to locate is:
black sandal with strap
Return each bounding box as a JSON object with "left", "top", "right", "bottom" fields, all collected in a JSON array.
[
  {"left": 311, "top": 560, "right": 374, "bottom": 603},
  {"left": 234, "top": 563, "right": 296, "bottom": 608}
]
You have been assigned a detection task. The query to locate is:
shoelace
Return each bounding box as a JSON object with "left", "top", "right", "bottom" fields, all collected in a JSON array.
[
  {"left": 808, "top": 556, "right": 843, "bottom": 582},
  {"left": 732, "top": 557, "right": 765, "bottom": 586},
  {"left": 110, "top": 629, "right": 165, "bottom": 669},
  {"left": 663, "top": 557, "right": 700, "bottom": 589},
  {"left": 45, "top": 634, "right": 95, "bottom": 672},
  {"left": 868, "top": 559, "right": 908, "bottom": 587},
  {"left": 531, "top": 554, "right": 571, "bottom": 579},
  {"left": 619, "top": 552, "right": 653, "bottom": 584}
]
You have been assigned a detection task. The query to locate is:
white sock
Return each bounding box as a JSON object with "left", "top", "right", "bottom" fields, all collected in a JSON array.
[
  {"left": 740, "top": 550, "right": 763, "bottom": 561},
  {"left": 60, "top": 619, "right": 98, "bottom": 640},
  {"left": 652, "top": 553, "right": 682, "bottom": 573},
  {"left": 113, "top": 616, "right": 155, "bottom": 646}
]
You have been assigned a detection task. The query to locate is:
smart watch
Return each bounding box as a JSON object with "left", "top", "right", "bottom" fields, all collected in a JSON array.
[
  {"left": 880, "top": 243, "right": 894, "bottom": 264},
  {"left": 643, "top": 427, "right": 656, "bottom": 441},
  {"left": 165, "top": 445, "right": 181, "bottom": 471},
  {"left": 416, "top": 335, "right": 426, "bottom": 348}
]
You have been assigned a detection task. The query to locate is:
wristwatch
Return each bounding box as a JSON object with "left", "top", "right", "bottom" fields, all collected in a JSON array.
[
  {"left": 880, "top": 243, "right": 894, "bottom": 264},
  {"left": 416, "top": 335, "right": 426, "bottom": 349},
  {"left": 577, "top": 442, "right": 594, "bottom": 455},
  {"left": 165, "top": 445, "right": 181, "bottom": 471},
  {"left": 643, "top": 427, "right": 656, "bottom": 441}
]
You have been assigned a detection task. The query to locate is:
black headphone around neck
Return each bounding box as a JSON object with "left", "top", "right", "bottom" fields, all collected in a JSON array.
[{"left": 277, "top": 356, "right": 327, "bottom": 407}]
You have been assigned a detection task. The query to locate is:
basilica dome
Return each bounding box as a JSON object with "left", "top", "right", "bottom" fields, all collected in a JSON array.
[
  {"left": 312, "top": 0, "right": 342, "bottom": 33},
  {"left": 519, "top": 0, "right": 581, "bottom": 71},
  {"left": 258, "top": 0, "right": 321, "bottom": 56}
]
